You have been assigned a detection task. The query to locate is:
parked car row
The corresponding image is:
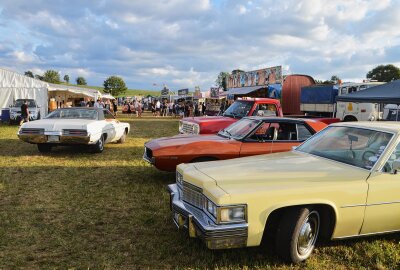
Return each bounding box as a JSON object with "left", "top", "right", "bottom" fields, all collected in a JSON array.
[
  {"left": 15, "top": 106, "right": 400, "bottom": 264},
  {"left": 143, "top": 114, "right": 400, "bottom": 263}
]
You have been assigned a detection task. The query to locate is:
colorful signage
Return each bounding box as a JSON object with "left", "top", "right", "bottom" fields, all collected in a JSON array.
[{"left": 227, "top": 66, "right": 282, "bottom": 88}]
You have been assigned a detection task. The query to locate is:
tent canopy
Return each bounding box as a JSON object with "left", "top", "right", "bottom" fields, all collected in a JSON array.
[
  {"left": 101, "top": 94, "right": 115, "bottom": 100},
  {"left": 48, "top": 83, "right": 101, "bottom": 99},
  {"left": 225, "top": 86, "right": 266, "bottom": 95},
  {"left": 336, "top": 80, "right": 400, "bottom": 103},
  {"left": 0, "top": 68, "right": 48, "bottom": 117}
]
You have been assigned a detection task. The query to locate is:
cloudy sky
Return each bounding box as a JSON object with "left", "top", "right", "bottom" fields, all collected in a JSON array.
[{"left": 0, "top": 0, "right": 399, "bottom": 91}]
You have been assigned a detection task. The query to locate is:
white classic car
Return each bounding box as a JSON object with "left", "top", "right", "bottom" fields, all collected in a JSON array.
[{"left": 18, "top": 107, "right": 130, "bottom": 153}]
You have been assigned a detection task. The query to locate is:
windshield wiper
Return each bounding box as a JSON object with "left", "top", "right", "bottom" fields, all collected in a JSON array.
[{"left": 224, "top": 129, "right": 232, "bottom": 137}]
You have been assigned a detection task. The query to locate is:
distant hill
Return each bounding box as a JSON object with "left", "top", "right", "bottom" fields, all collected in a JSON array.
[{"left": 58, "top": 83, "right": 160, "bottom": 97}]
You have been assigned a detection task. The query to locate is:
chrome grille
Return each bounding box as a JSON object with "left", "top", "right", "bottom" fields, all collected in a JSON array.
[
  {"left": 181, "top": 122, "right": 195, "bottom": 134},
  {"left": 19, "top": 128, "right": 44, "bottom": 135},
  {"left": 179, "top": 182, "right": 204, "bottom": 209}
]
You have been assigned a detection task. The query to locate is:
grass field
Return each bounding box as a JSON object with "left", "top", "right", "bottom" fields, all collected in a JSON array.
[{"left": 1, "top": 115, "right": 400, "bottom": 269}]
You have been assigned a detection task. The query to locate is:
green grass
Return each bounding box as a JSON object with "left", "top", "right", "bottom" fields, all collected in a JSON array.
[
  {"left": 58, "top": 82, "right": 160, "bottom": 97},
  {"left": 1, "top": 114, "right": 400, "bottom": 269}
]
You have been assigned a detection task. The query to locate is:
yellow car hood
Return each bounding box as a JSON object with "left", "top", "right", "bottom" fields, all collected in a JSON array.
[{"left": 192, "top": 151, "right": 370, "bottom": 195}]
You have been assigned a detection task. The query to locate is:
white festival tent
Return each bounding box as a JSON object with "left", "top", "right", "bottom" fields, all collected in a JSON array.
[
  {"left": 0, "top": 68, "right": 49, "bottom": 117},
  {"left": 48, "top": 83, "right": 101, "bottom": 101}
]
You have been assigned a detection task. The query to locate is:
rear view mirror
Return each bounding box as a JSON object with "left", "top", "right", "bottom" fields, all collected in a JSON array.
[
  {"left": 391, "top": 159, "right": 400, "bottom": 174},
  {"left": 348, "top": 134, "right": 358, "bottom": 142}
]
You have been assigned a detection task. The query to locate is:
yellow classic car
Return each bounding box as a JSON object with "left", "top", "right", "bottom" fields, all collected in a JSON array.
[{"left": 168, "top": 122, "right": 400, "bottom": 263}]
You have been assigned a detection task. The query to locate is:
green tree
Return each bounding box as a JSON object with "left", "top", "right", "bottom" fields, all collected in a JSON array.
[
  {"left": 24, "top": 71, "right": 34, "bottom": 78},
  {"left": 64, "top": 74, "right": 70, "bottom": 83},
  {"left": 103, "top": 76, "right": 127, "bottom": 96},
  {"left": 330, "top": 75, "right": 340, "bottom": 84},
  {"left": 34, "top": 74, "right": 44, "bottom": 81},
  {"left": 43, "top": 70, "right": 61, "bottom": 83},
  {"left": 367, "top": 64, "right": 400, "bottom": 82},
  {"left": 76, "top": 76, "right": 87, "bottom": 85},
  {"left": 216, "top": 71, "right": 230, "bottom": 91},
  {"left": 231, "top": 69, "right": 244, "bottom": 75}
]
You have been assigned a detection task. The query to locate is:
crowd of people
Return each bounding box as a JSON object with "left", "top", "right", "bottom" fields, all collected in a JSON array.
[{"left": 147, "top": 100, "right": 207, "bottom": 117}]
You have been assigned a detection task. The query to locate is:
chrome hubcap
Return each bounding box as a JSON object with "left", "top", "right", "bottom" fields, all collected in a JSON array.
[{"left": 297, "top": 211, "right": 320, "bottom": 256}]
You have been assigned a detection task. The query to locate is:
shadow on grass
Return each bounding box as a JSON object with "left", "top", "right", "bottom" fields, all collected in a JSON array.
[{"left": 0, "top": 138, "right": 147, "bottom": 159}]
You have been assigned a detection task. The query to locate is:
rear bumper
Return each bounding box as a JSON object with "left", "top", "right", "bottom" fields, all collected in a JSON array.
[
  {"left": 168, "top": 184, "right": 248, "bottom": 249},
  {"left": 18, "top": 134, "right": 91, "bottom": 144}
]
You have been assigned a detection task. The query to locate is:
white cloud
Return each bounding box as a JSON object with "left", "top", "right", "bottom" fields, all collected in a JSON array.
[{"left": 0, "top": 0, "right": 399, "bottom": 89}]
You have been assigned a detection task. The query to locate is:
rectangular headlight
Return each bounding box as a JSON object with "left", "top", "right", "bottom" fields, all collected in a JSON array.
[
  {"left": 205, "top": 198, "right": 217, "bottom": 218},
  {"left": 219, "top": 206, "right": 246, "bottom": 223},
  {"left": 179, "top": 121, "right": 183, "bottom": 132},
  {"left": 192, "top": 124, "right": 200, "bottom": 134},
  {"left": 176, "top": 171, "right": 183, "bottom": 186}
]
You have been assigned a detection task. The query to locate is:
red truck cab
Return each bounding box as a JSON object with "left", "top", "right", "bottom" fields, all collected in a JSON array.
[{"left": 179, "top": 98, "right": 283, "bottom": 134}]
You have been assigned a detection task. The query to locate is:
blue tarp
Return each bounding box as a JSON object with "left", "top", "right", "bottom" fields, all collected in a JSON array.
[
  {"left": 301, "top": 85, "right": 338, "bottom": 104},
  {"left": 226, "top": 84, "right": 282, "bottom": 98},
  {"left": 226, "top": 86, "right": 266, "bottom": 95}
]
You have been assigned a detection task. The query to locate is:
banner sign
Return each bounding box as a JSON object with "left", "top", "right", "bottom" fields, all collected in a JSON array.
[
  {"left": 227, "top": 66, "right": 282, "bottom": 88},
  {"left": 194, "top": 89, "right": 202, "bottom": 99},
  {"left": 178, "top": 88, "right": 189, "bottom": 96},
  {"left": 210, "top": 87, "right": 219, "bottom": 98}
]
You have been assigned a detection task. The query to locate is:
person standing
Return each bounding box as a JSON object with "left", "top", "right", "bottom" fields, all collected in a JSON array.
[
  {"left": 156, "top": 100, "right": 161, "bottom": 117},
  {"left": 20, "top": 100, "right": 29, "bottom": 125},
  {"left": 137, "top": 101, "right": 143, "bottom": 117},
  {"left": 94, "top": 99, "right": 103, "bottom": 108},
  {"left": 112, "top": 100, "right": 118, "bottom": 116},
  {"left": 201, "top": 102, "right": 206, "bottom": 116},
  {"left": 134, "top": 99, "right": 140, "bottom": 117}
]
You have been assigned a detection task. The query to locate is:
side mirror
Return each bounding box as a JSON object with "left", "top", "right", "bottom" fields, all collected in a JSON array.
[{"left": 391, "top": 159, "right": 400, "bottom": 174}]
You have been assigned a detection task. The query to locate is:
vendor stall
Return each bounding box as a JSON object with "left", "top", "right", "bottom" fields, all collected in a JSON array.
[{"left": 48, "top": 84, "right": 101, "bottom": 109}]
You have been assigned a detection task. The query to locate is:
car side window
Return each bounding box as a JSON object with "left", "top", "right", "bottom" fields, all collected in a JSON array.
[
  {"left": 382, "top": 142, "right": 400, "bottom": 173},
  {"left": 103, "top": 110, "right": 115, "bottom": 120},
  {"left": 252, "top": 104, "right": 277, "bottom": 117},
  {"left": 247, "top": 122, "right": 271, "bottom": 142},
  {"left": 297, "top": 124, "right": 313, "bottom": 141},
  {"left": 274, "top": 123, "right": 297, "bottom": 141}
]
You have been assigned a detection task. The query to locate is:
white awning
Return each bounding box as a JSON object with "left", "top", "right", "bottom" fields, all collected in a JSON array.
[
  {"left": 48, "top": 84, "right": 100, "bottom": 99},
  {"left": 101, "top": 94, "right": 115, "bottom": 100}
]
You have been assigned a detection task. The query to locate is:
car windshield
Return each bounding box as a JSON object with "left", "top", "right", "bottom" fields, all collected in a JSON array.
[
  {"left": 14, "top": 100, "right": 36, "bottom": 107},
  {"left": 45, "top": 109, "right": 98, "bottom": 120},
  {"left": 223, "top": 100, "right": 254, "bottom": 118},
  {"left": 218, "top": 118, "right": 261, "bottom": 140},
  {"left": 296, "top": 126, "right": 393, "bottom": 170}
]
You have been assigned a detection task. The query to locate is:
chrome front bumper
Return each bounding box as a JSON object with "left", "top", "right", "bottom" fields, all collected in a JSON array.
[{"left": 168, "top": 184, "right": 248, "bottom": 249}]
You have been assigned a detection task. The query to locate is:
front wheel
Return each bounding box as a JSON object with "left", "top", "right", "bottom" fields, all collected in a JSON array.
[
  {"left": 37, "top": 144, "right": 52, "bottom": 153},
  {"left": 275, "top": 207, "right": 320, "bottom": 263},
  {"left": 92, "top": 135, "right": 105, "bottom": 153}
]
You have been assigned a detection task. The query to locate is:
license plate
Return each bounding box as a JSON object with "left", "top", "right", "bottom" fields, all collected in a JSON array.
[{"left": 47, "top": 135, "right": 59, "bottom": 142}]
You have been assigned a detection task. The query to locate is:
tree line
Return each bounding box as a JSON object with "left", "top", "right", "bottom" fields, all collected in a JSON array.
[
  {"left": 24, "top": 70, "right": 128, "bottom": 96},
  {"left": 216, "top": 64, "right": 400, "bottom": 90}
]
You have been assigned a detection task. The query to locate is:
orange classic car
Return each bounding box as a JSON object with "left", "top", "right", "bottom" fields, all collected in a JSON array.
[{"left": 143, "top": 117, "right": 327, "bottom": 171}]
